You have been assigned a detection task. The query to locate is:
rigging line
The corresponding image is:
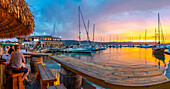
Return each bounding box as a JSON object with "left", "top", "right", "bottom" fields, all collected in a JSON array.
[
  {"left": 160, "top": 22, "right": 165, "bottom": 44},
  {"left": 79, "top": 9, "right": 91, "bottom": 44}
]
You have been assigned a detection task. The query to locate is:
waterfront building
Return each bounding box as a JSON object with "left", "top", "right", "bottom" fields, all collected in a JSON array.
[
  {"left": 16, "top": 35, "right": 63, "bottom": 48},
  {"left": 16, "top": 35, "right": 61, "bottom": 43}
]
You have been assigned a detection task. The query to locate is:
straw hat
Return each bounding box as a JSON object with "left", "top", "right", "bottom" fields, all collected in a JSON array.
[{"left": 0, "top": 0, "right": 34, "bottom": 38}]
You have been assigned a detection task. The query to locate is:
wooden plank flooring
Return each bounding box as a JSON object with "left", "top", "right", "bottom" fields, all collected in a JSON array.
[
  {"left": 25, "top": 73, "right": 41, "bottom": 89},
  {"left": 24, "top": 64, "right": 41, "bottom": 89}
]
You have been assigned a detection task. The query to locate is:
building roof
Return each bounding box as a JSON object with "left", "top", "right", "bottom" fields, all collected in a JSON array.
[{"left": 17, "top": 35, "right": 61, "bottom": 39}]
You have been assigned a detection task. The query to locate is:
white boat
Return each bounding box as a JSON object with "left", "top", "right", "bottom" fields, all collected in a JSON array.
[
  {"left": 115, "top": 45, "right": 119, "bottom": 48},
  {"left": 165, "top": 45, "right": 170, "bottom": 49},
  {"left": 82, "top": 45, "right": 99, "bottom": 51},
  {"left": 140, "top": 44, "right": 151, "bottom": 48},
  {"left": 128, "top": 45, "right": 134, "bottom": 47},
  {"left": 91, "top": 47, "right": 99, "bottom": 51},
  {"left": 62, "top": 48, "right": 72, "bottom": 53},
  {"left": 115, "top": 45, "right": 122, "bottom": 48},
  {"left": 164, "top": 49, "right": 170, "bottom": 54},
  {"left": 98, "top": 46, "right": 106, "bottom": 50},
  {"left": 70, "top": 48, "right": 91, "bottom": 53},
  {"left": 91, "top": 45, "right": 99, "bottom": 51},
  {"left": 139, "top": 30, "right": 151, "bottom": 48}
]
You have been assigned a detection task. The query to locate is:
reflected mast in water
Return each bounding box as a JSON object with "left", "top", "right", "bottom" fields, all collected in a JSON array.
[{"left": 152, "top": 51, "right": 166, "bottom": 73}]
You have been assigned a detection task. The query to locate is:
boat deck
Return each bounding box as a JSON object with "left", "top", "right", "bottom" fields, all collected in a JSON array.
[{"left": 50, "top": 55, "right": 170, "bottom": 89}]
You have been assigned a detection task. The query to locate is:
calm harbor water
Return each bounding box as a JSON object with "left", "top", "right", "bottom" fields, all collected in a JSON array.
[
  {"left": 62, "top": 47, "right": 170, "bottom": 73},
  {"left": 43, "top": 47, "right": 170, "bottom": 73}
]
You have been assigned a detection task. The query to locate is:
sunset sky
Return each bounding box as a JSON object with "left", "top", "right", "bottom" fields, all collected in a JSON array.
[{"left": 9, "top": 0, "right": 170, "bottom": 42}]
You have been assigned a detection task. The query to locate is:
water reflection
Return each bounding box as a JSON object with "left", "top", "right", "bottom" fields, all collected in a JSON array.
[
  {"left": 152, "top": 51, "right": 166, "bottom": 73},
  {"left": 63, "top": 53, "right": 94, "bottom": 62},
  {"left": 61, "top": 47, "right": 170, "bottom": 72}
]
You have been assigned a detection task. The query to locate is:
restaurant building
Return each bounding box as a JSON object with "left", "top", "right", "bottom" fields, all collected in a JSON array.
[
  {"left": 16, "top": 35, "right": 61, "bottom": 43},
  {"left": 17, "top": 35, "right": 63, "bottom": 48}
]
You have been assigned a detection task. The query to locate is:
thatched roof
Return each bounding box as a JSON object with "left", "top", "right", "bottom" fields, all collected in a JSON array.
[{"left": 0, "top": 0, "right": 34, "bottom": 38}]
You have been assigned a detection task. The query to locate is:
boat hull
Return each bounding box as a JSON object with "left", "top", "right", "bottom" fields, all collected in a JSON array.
[
  {"left": 71, "top": 48, "right": 91, "bottom": 53},
  {"left": 152, "top": 47, "right": 165, "bottom": 53}
]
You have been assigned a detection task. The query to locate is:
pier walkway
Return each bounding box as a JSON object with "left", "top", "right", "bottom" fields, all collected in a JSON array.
[{"left": 50, "top": 55, "right": 170, "bottom": 89}]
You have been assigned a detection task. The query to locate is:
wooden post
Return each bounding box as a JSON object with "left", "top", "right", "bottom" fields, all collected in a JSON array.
[
  {"left": 12, "top": 77, "right": 18, "bottom": 89},
  {"left": 60, "top": 66, "right": 82, "bottom": 89},
  {"left": 27, "top": 36, "right": 29, "bottom": 68},
  {"left": 0, "top": 64, "right": 5, "bottom": 89},
  {"left": 0, "top": 64, "right": 3, "bottom": 89}
]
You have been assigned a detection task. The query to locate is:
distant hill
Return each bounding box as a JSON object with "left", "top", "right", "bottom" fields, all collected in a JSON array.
[{"left": 60, "top": 40, "right": 168, "bottom": 45}]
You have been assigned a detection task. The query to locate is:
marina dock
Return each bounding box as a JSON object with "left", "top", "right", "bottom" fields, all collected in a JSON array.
[{"left": 50, "top": 55, "right": 170, "bottom": 89}]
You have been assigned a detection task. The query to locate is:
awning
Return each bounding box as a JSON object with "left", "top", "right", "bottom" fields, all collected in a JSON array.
[{"left": 1, "top": 43, "right": 14, "bottom": 45}]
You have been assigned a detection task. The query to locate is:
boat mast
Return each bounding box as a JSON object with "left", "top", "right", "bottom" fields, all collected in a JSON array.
[
  {"left": 101, "top": 36, "right": 102, "bottom": 42},
  {"left": 155, "top": 28, "right": 157, "bottom": 45},
  {"left": 117, "top": 34, "right": 118, "bottom": 42},
  {"left": 158, "top": 13, "right": 160, "bottom": 47},
  {"left": 80, "top": 8, "right": 91, "bottom": 44},
  {"left": 52, "top": 23, "right": 56, "bottom": 36},
  {"left": 145, "top": 30, "right": 147, "bottom": 45},
  {"left": 87, "top": 20, "right": 90, "bottom": 44},
  {"left": 110, "top": 35, "right": 111, "bottom": 45},
  {"left": 139, "top": 34, "right": 141, "bottom": 43},
  {"left": 93, "top": 24, "right": 95, "bottom": 42},
  {"left": 78, "top": 6, "right": 81, "bottom": 46},
  {"left": 161, "top": 26, "right": 165, "bottom": 44}
]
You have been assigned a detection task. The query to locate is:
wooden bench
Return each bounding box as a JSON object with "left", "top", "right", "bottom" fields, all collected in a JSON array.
[
  {"left": 47, "top": 84, "right": 66, "bottom": 89},
  {"left": 37, "top": 64, "right": 57, "bottom": 89},
  {"left": 5, "top": 69, "right": 25, "bottom": 89}
]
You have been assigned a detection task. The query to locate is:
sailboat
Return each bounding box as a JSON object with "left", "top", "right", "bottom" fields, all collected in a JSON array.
[
  {"left": 140, "top": 30, "right": 151, "bottom": 48},
  {"left": 152, "top": 13, "right": 165, "bottom": 52},
  {"left": 137, "top": 34, "right": 142, "bottom": 48},
  {"left": 91, "top": 24, "right": 99, "bottom": 51},
  {"left": 128, "top": 36, "right": 134, "bottom": 47},
  {"left": 63, "top": 6, "right": 91, "bottom": 53}
]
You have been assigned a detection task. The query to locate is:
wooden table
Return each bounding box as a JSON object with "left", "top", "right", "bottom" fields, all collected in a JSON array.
[
  {"left": 21, "top": 52, "right": 52, "bottom": 73},
  {"left": 50, "top": 55, "right": 170, "bottom": 89}
]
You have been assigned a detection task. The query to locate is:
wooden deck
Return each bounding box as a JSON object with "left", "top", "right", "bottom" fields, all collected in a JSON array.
[
  {"left": 50, "top": 55, "right": 170, "bottom": 89},
  {"left": 25, "top": 73, "right": 41, "bottom": 89}
]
